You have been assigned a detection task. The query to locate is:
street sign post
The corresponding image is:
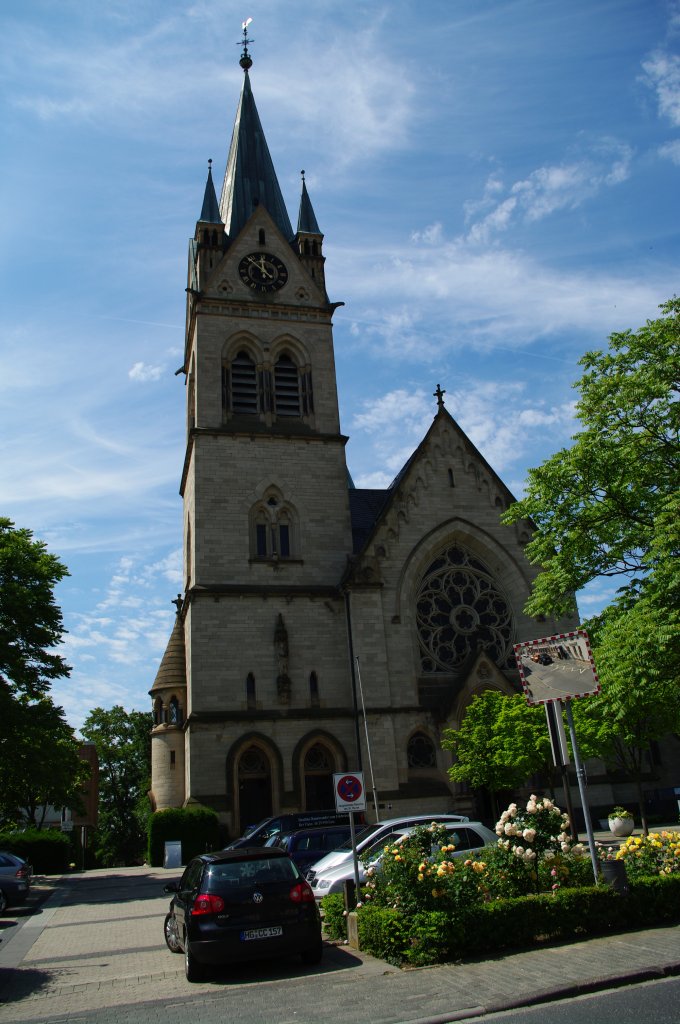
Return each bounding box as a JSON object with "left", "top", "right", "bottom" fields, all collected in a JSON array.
[
  {"left": 515, "top": 629, "right": 600, "bottom": 882},
  {"left": 334, "top": 772, "right": 366, "bottom": 900}
]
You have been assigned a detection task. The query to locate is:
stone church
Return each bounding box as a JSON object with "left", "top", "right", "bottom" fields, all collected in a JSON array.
[{"left": 149, "top": 41, "right": 574, "bottom": 836}]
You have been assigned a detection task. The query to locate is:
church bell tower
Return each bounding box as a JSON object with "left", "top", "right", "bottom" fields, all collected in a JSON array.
[{"left": 150, "top": 25, "right": 356, "bottom": 830}]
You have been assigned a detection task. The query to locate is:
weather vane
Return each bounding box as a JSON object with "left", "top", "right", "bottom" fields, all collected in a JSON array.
[{"left": 238, "top": 17, "right": 254, "bottom": 70}]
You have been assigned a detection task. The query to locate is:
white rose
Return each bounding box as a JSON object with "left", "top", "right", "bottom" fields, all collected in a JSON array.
[
  {"left": 523, "top": 828, "right": 536, "bottom": 843},
  {"left": 561, "top": 842, "right": 570, "bottom": 853}
]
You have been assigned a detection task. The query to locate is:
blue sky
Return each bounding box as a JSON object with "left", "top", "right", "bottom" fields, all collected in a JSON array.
[{"left": 1, "top": 1, "right": 678, "bottom": 732}]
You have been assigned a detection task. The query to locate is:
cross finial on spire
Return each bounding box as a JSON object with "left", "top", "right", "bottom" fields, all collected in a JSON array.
[
  {"left": 301, "top": 169, "right": 305, "bottom": 182},
  {"left": 238, "top": 17, "right": 254, "bottom": 70},
  {"left": 434, "top": 384, "right": 446, "bottom": 410}
]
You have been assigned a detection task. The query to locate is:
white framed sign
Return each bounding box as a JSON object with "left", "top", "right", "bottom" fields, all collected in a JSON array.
[
  {"left": 333, "top": 772, "right": 366, "bottom": 812},
  {"left": 514, "top": 628, "right": 600, "bottom": 706}
]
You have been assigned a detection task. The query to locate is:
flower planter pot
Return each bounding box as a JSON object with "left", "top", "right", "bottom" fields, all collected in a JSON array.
[
  {"left": 608, "top": 816, "right": 634, "bottom": 838},
  {"left": 600, "top": 859, "right": 629, "bottom": 895}
]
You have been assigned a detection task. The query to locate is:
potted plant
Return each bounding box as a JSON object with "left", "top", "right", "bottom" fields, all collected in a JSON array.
[{"left": 608, "top": 806, "right": 634, "bottom": 838}]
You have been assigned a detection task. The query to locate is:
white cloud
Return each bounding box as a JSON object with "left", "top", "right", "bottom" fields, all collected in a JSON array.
[
  {"left": 350, "top": 381, "right": 577, "bottom": 490},
  {"left": 642, "top": 51, "right": 680, "bottom": 127},
  {"left": 129, "top": 361, "right": 164, "bottom": 382},
  {"left": 464, "top": 142, "right": 632, "bottom": 244},
  {"left": 659, "top": 139, "right": 680, "bottom": 164}
]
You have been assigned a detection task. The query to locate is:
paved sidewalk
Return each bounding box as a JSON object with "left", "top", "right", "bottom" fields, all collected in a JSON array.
[{"left": 0, "top": 865, "right": 678, "bottom": 1024}]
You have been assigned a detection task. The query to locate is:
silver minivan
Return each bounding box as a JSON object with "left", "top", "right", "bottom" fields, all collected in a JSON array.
[
  {"left": 309, "top": 821, "right": 497, "bottom": 900},
  {"left": 305, "top": 813, "right": 469, "bottom": 890}
]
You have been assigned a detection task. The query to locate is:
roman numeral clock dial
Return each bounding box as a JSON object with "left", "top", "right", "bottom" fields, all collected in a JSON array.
[{"left": 238, "top": 252, "right": 288, "bottom": 293}]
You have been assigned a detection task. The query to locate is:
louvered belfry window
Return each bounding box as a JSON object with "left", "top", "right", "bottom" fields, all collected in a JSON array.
[
  {"left": 230, "top": 351, "right": 258, "bottom": 413},
  {"left": 274, "top": 354, "right": 301, "bottom": 417}
]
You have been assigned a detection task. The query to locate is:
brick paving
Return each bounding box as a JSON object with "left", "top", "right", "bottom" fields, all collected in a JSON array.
[{"left": 0, "top": 865, "right": 679, "bottom": 1024}]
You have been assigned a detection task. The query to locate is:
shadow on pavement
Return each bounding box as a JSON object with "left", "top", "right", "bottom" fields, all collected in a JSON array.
[
  {"left": 0, "top": 966, "right": 53, "bottom": 1003},
  {"left": 194, "top": 942, "right": 366, "bottom": 987},
  {"left": 56, "top": 871, "right": 175, "bottom": 907}
]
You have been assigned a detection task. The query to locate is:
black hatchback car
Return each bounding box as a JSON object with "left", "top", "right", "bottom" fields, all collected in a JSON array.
[{"left": 163, "top": 847, "right": 322, "bottom": 981}]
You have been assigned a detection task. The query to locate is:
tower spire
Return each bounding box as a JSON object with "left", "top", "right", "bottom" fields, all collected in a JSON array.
[
  {"left": 199, "top": 159, "right": 221, "bottom": 223},
  {"left": 295, "top": 170, "right": 326, "bottom": 295},
  {"left": 219, "top": 19, "right": 293, "bottom": 241}
]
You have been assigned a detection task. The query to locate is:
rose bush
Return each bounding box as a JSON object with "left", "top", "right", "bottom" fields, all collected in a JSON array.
[
  {"left": 615, "top": 830, "right": 680, "bottom": 879},
  {"left": 361, "top": 822, "right": 489, "bottom": 916},
  {"left": 488, "top": 795, "right": 587, "bottom": 895}
]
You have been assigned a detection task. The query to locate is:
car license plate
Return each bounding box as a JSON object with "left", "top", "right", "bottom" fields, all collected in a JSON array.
[{"left": 241, "top": 926, "right": 283, "bottom": 941}]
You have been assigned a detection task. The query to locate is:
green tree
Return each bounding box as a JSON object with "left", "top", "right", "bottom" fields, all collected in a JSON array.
[
  {"left": 502, "top": 299, "right": 680, "bottom": 825},
  {"left": 572, "top": 595, "right": 680, "bottom": 835},
  {"left": 81, "top": 705, "right": 152, "bottom": 866},
  {"left": 0, "top": 518, "right": 70, "bottom": 701},
  {"left": 501, "top": 298, "right": 679, "bottom": 620},
  {"left": 0, "top": 697, "right": 90, "bottom": 827},
  {"left": 442, "top": 690, "right": 551, "bottom": 821}
]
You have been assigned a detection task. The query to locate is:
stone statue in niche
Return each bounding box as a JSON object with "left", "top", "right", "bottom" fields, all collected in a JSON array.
[{"left": 274, "top": 613, "right": 292, "bottom": 703}]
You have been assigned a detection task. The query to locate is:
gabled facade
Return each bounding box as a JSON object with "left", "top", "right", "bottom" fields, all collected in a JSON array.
[{"left": 149, "top": 47, "right": 574, "bottom": 835}]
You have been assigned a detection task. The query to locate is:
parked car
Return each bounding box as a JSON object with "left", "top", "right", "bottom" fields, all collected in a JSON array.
[
  {"left": 163, "top": 846, "right": 322, "bottom": 982},
  {"left": 310, "top": 821, "right": 497, "bottom": 900},
  {"left": 0, "top": 852, "right": 33, "bottom": 913},
  {"left": 225, "top": 810, "right": 365, "bottom": 849},
  {"left": 265, "top": 825, "right": 353, "bottom": 875},
  {"left": 305, "top": 813, "right": 470, "bottom": 886}
]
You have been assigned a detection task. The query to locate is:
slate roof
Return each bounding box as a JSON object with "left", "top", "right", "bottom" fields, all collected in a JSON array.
[
  {"left": 297, "top": 176, "right": 321, "bottom": 234},
  {"left": 219, "top": 71, "right": 294, "bottom": 241},
  {"left": 349, "top": 488, "right": 391, "bottom": 553},
  {"left": 149, "top": 615, "right": 186, "bottom": 694},
  {"left": 199, "top": 162, "right": 222, "bottom": 223}
]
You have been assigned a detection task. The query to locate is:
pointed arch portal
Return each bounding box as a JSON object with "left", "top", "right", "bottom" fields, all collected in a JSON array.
[{"left": 237, "top": 744, "right": 272, "bottom": 834}]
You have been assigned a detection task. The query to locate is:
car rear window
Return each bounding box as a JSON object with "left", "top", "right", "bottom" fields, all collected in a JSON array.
[{"left": 207, "top": 857, "right": 299, "bottom": 886}]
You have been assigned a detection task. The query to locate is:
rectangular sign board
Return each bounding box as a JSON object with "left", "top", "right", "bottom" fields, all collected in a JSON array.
[
  {"left": 333, "top": 772, "right": 366, "bottom": 813},
  {"left": 514, "top": 629, "right": 600, "bottom": 706}
]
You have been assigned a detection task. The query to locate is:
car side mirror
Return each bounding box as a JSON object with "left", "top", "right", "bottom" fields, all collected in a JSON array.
[{"left": 163, "top": 881, "right": 180, "bottom": 893}]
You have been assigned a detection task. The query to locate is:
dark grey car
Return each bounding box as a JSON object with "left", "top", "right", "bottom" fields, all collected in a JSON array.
[
  {"left": 0, "top": 852, "right": 32, "bottom": 912},
  {"left": 163, "top": 846, "right": 322, "bottom": 982}
]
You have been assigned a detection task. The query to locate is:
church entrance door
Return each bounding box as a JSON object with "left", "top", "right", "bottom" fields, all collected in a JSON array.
[{"left": 237, "top": 746, "right": 272, "bottom": 834}]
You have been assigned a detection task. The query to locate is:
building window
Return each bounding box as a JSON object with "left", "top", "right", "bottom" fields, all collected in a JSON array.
[
  {"left": 246, "top": 672, "right": 256, "bottom": 709},
  {"left": 168, "top": 696, "right": 182, "bottom": 725},
  {"left": 407, "top": 732, "right": 436, "bottom": 769},
  {"left": 170, "top": 750, "right": 176, "bottom": 769},
  {"left": 416, "top": 544, "right": 514, "bottom": 672},
  {"left": 223, "top": 350, "right": 258, "bottom": 415},
  {"left": 153, "top": 697, "right": 163, "bottom": 725},
  {"left": 274, "top": 354, "right": 301, "bottom": 417},
  {"left": 309, "top": 671, "right": 319, "bottom": 707},
  {"left": 251, "top": 494, "right": 297, "bottom": 561}
]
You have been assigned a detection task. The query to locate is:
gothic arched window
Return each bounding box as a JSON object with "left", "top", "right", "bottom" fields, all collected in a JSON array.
[
  {"left": 246, "top": 672, "right": 256, "bottom": 709},
  {"left": 274, "top": 354, "right": 301, "bottom": 417},
  {"left": 250, "top": 493, "right": 297, "bottom": 561},
  {"left": 407, "top": 732, "right": 436, "bottom": 769},
  {"left": 223, "top": 350, "right": 258, "bottom": 415},
  {"left": 309, "top": 671, "right": 319, "bottom": 707},
  {"left": 416, "top": 544, "right": 514, "bottom": 672},
  {"left": 168, "top": 696, "right": 182, "bottom": 725}
]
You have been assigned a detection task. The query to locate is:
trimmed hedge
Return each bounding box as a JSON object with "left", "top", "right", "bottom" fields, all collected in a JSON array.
[
  {"left": 356, "top": 875, "right": 680, "bottom": 966},
  {"left": 147, "top": 805, "right": 220, "bottom": 866},
  {"left": 0, "top": 828, "right": 73, "bottom": 874},
  {"left": 320, "top": 893, "right": 347, "bottom": 940}
]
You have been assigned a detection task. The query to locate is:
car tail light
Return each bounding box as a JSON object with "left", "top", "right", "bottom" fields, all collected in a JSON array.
[
  {"left": 15, "top": 867, "right": 28, "bottom": 879},
  {"left": 289, "top": 882, "right": 315, "bottom": 903},
  {"left": 191, "top": 893, "right": 225, "bottom": 915}
]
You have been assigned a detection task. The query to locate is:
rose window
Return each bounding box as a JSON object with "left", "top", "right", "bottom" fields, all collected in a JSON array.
[{"left": 416, "top": 545, "right": 514, "bottom": 672}]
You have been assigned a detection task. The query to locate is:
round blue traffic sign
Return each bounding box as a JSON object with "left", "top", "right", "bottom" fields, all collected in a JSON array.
[{"left": 336, "top": 774, "right": 363, "bottom": 803}]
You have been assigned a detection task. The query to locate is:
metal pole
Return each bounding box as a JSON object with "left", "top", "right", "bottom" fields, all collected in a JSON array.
[
  {"left": 349, "top": 809, "right": 361, "bottom": 897},
  {"left": 355, "top": 657, "right": 380, "bottom": 822},
  {"left": 564, "top": 699, "right": 599, "bottom": 883},
  {"left": 344, "top": 593, "right": 363, "bottom": 770}
]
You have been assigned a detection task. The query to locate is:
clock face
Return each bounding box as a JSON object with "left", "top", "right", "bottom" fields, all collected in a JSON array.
[{"left": 238, "top": 252, "right": 288, "bottom": 293}]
